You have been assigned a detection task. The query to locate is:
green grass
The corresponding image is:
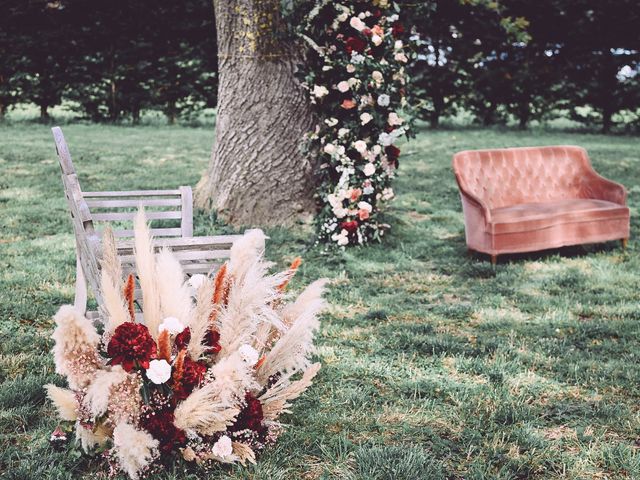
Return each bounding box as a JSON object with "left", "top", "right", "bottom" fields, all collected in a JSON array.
[{"left": 1, "top": 123, "right": 639, "bottom": 479}]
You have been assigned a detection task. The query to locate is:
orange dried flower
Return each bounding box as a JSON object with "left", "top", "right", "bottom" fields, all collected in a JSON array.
[
  {"left": 278, "top": 257, "right": 302, "bottom": 291},
  {"left": 157, "top": 330, "right": 171, "bottom": 362},
  {"left": 123, "top": 274, "right": 136, "bottom": 321},
  {"left": 172, "top": 349, "right": 187, "bottom": 390}
]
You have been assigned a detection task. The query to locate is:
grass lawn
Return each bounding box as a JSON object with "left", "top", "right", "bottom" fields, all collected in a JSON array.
[{"left": 1, "top": 123, "right": 639, "bottom": 479}]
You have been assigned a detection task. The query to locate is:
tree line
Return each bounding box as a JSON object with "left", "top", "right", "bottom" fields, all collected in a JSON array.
[
  {"left": 0, "top": 0, "right": 217, "bottom": 123},
  {"left": 1, "top": 0, "right": 639, "bottom": 132}
]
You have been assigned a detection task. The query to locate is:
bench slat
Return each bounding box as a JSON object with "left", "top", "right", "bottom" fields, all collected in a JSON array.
[
  {"left": 93, "top": 210, "right": 182, "bottom": 221},
  {"left": 110, "top": 228, "right": 183, "bottom": 238},
  {"left": 86, "top": 198, "right": 182, "bottom": 208},
  {"left": 118, "top": 250, "right": 230, "bottom": 264},
  {"left": 83, "top": 190, "right": 181, "bottom": 197}
]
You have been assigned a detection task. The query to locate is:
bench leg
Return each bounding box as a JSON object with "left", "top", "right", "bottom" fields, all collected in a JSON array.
[
  {"left": 490, "top": 254, "right": 498, "bottom": 265},
  {"left": 74, "top": 254, "right": 88, "bottom": 314},
  {"left": 621, "top": 238, "right": 628, "bottom": 250}
]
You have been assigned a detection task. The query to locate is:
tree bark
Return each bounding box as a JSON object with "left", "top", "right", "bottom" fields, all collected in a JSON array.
[
  {"left": 40, "top": 103, "right": 49, "bottom": 121},
  {"left": 195, "top": 0, "right": 316, "bottom": 226}
]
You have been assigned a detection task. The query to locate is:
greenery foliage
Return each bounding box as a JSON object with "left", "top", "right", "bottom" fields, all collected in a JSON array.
[{"left": 1, "top": 123, "right": 639, "bottom": 478}]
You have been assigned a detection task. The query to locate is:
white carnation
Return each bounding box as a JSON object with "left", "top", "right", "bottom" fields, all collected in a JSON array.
[
  {"left": 312, "top": 85, "right": 329, "bottom": 98},
  {"left": 371, "top": 34, "right": 382, "bottom": 46},
  {"left": 146, "top": 359, "right": 171, "bottom": 385},
  {"left": 159, "top": 316, "right": 185, "bottom": 335},
  {"left": 211, "top": 435, "right": 233, "bottom": 458},
  {"left": 324, "top": 143, "right": 337, "bottom": 155},
  {"left": 388, "top": 112, "right": 404, "bottom": 126}
]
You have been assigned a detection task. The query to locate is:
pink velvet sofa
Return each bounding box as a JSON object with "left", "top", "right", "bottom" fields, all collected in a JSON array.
[{"left": 452, "top": 146, "right": 630, "bottom": 263}]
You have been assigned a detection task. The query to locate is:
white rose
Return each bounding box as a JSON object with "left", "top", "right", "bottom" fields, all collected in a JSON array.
[
  {"left": 360, "top": 112, "right": 372, "bottom": 125},
  {"left": 332, "top": 229, "right": 350, "bottom": 246},
  {"left": 325, "top": 117, "right": 339, "bottom": 127},
  {"left": 146, "top": 359, "right": 171, "bottom": 385},
  {"left": 371, "top": 34, "right": 382, "bottom": 46},
  {"left": 333, "top": 206, "right": 348, "bottom": 219},
  {"left": 159, "top": 316, "right": 186, "bottom": 335},
  {"left": 336, "top": 145, "right": 346, "bottom": 155},
  {"left": 327, "top": 193, "right": 339, "bottom": 207},
  {"left": 338, "top": 128, "right": 350, "bottom": 138},
  {"left": 363, "top": 163, "right": 376, "bottom": 176},
  {"left": 388, "top": 112, "right": 404, "bottom": 126},
  {"left": 394, "top": 52, "right": 408, "bottom": 63},
  {"left": 346, "top": 64, "right": 356, "bottom": 73},
  {"left": 364, "top": 185, "right": 374, "bottom": 195},
  {"left": 349, "top": 16, "right": 366, "bottom": 31},
  {"left": 358, "top": 201, "right": 373, "bottom": 212},
  {"left": 354, "top": 140, "right": 368, "bottom": 154},
  {"left": 378, "top": 132, "right": 393, "bottom": 146},
  {"left": 377, "top": 94, "right": 390, "bottom": 107},
  {"left": 382, "top": 187, "right": 395, "bottom": 200},
  {"left": 312, "top": 85, "right": 329, "bottom": 98},
  {"left": 324, "top": 143, "right": 336, "bottom": 155},
  {"left": 395, "top": 40, "right": 403, "bottom": 50},
  {"left": 337, "top": 81, "right": 350, "bottom": 93},
  {"left": 211, "top": 435, "right": 233, "bottom": 459},
  {"left": 372, "top": 70, "right": 384, "bottom": 84},
  {"left": 372, "top": 145, "right": 382, "bottom": 155},
  {"left": 238, "top": 344, "right": 260, "bottom": 365}
]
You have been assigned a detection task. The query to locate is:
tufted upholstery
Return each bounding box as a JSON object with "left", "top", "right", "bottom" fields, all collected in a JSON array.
[{"left": 452, "top": 146, "right": 630, "bottom": 259}]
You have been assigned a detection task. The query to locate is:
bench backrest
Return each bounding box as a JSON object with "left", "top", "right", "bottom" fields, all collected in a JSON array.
[
  {"left": 52, "top": 127, "right": 198, "bottom": 307},
  {"left": 452, "top": 146, "right": 594, "bottom": 210}
]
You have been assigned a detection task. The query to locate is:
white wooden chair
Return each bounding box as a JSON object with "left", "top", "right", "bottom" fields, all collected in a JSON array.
[{"left": 52, "top": 126, "right": 240, "bottom": 320}]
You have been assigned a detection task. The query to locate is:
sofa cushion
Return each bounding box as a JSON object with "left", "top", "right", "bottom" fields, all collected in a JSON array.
[{"left": 490, "top": 199, "right": 629, "bottom": 235}]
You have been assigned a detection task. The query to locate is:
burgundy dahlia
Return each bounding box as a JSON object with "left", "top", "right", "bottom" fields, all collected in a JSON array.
[
  {"left": 107, "top": 322, "right": 156, "bottom": 372},
  {"left": 174, "top": 327, "right": 191, "bottom": 350},
  {"left": 231, "top": 391, "right": 266, "bottom": 436},
  {"left": 204, "top": 329, "right": 222, "bottom": 354}
]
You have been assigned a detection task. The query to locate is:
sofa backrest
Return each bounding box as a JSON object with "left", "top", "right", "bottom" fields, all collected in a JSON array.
[{"left": 452, "top": 146, "right": 593, "bottom": 210}]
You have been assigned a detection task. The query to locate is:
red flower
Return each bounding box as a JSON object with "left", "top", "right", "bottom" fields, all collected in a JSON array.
[
  {"left": 344, "top": 36, "right": 366, "bottom": 54},
  {"left": 385, "top": 145, "right": 401, "bottom": 161},
  {"left": 107, "top": 322, "right": 156, "bottom": 372},
  {"left": 231, "top": 392, "right": 266, "bottom": 436},
  {"left": 392, "top": 22, "right": 404, "bottom": 38},
  {"left": 362, "top": 28, "right": 372, "bottom": 37},
  {"left": 174, "top": 327, "right": 191, "bottom": 350},
  {"left": 141, "top": 408, "right": 186, "bottom": 454},
  {"left": 173, "top": 356, "right": 207, "bottom": 401},
  {"left": 204, "top": 329, "right": 222, "bottom": 354},
  {"left": 340, "top": 220, "right": 359, "bottom": 233}
]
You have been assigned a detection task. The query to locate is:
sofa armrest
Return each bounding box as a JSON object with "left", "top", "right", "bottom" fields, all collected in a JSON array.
[
  {"left": 459, "top": 190, "right": 491, "bottom": 224},
  {"left": 583, "top": 171, "right": 627, "bottom": 206}
]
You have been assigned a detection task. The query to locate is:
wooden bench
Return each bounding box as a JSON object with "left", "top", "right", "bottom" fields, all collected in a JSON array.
[{"left": 52, "top": 126, "right": 241, "bottom": 320}]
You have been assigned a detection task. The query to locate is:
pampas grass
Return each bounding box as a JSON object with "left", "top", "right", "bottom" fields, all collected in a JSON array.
[
  {"left": 174, "top": 352, "right": 255, "bottom": 434},
  {"left": 52, "top": 305, "right": 103, "bottom": 390},
  {"left": 260, "top": 363, "right": 321, "bottom": 421},
  {"left": 100, "top": 227, "right": 130, "bottom": 333},
  {"left": 228, "top": 229, "right": 268, "bottom": 281},
  {"left": 187, "top": 277, "right": 215, "bottom": 359},
  {"left": 156, "top": 248, "right": 192, "bottom": 322},
  {"left": 45, "top": 384, "right": 78, "bottom": 421},
  {"left": 133, "top": 208, "right": 161, "bottom": 337},
  {"left": 113, "top": 422, "right": 159, "bottom": 480}
]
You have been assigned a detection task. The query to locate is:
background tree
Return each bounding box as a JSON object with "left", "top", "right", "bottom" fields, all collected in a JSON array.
[{"left": 195, "top": 0, "right": 316, "bottom": 226}]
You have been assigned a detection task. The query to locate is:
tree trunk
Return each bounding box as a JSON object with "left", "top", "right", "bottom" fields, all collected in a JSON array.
[
  {"left": 195, "top": 0, "right": 316, "bottom": 226},
  {"left": 0, "top": 102, "right": 6, "bottom": 120},
  {"left": 40, "top": 104, "right": 49, "bottom": 121}
]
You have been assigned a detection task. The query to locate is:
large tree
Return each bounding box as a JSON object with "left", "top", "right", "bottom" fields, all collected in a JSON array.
[{"left": 195, "top": 0, "right": 316, "bottom": 226}]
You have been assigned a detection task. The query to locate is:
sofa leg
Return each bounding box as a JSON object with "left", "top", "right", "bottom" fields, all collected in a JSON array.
[
  {"left": 621, "top": 238, "right": 628, "bottom": 250},
  {"left": 490, "top": 254, "right": 498, "bottom": 265}
]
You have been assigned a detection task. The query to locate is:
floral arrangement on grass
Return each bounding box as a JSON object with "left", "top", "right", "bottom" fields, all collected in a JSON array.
[
  {"left": 46, "top": 210, "right": 326, "bottom": 479},
  {"left": 300, "top": 0, "right": 410, "bottom": 246}
]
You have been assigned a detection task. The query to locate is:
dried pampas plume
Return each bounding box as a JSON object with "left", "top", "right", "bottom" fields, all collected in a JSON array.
[
  {"left": 52, "top": 305, "right": 103, "bottom": 390},
  {"left": 100, "top": 227, "right": 130, "bottom": 334},
  {"left": 113, "top": 422, "right": 159, "bottom": 480},
  {"left": 260, "top": 363, "right": 321, "bottom": 420},
  {"left": 45, "top": 384, "right": 78, "bottom": 421},
  {"left": 156, "top": 248, "right": 192, "bottom": 322},
  {"left": 228, "top": 229, "right": 268, "bottom": 281},
  {"left": 187, "top": 277, "right": 215, "bottom": 359},
  {"left": 134, "top": 208, "right": 161, "bottom": 337},
  {"left": 174, "top": 353, "right": 255, "bottom": 434}
]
